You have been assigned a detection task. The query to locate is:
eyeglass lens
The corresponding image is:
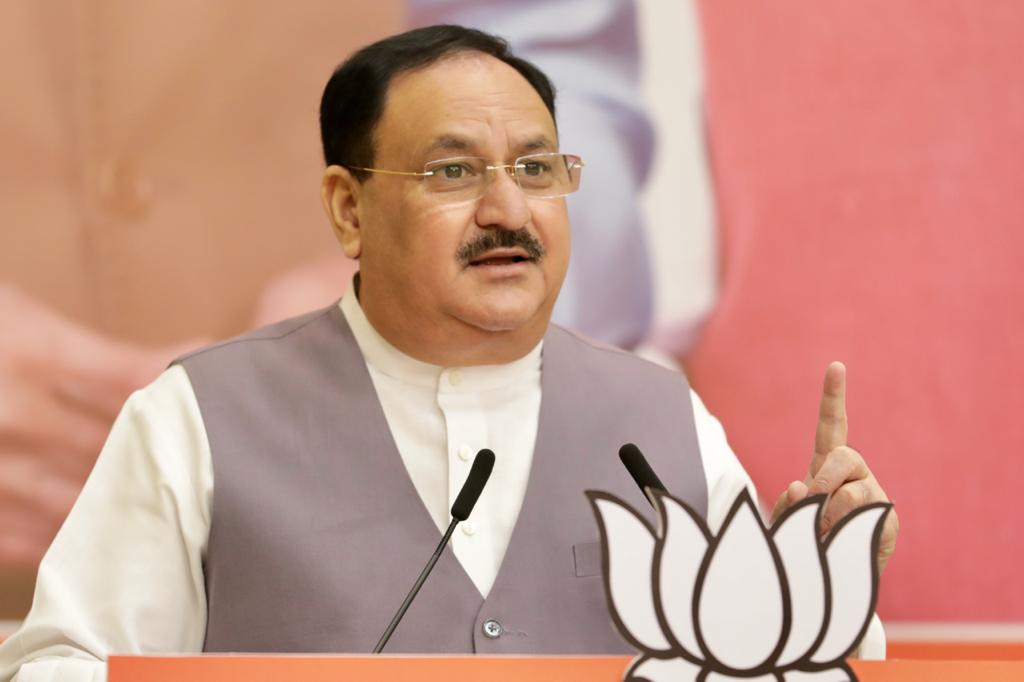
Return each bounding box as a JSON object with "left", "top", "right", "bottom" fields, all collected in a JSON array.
[{"left": 422, "top": 153, "right": 582, "bottom": 200}]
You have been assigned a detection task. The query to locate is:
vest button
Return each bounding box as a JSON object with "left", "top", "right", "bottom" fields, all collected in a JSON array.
[{"left": 482, "top": 619, "right": 503, "bottom": 639}]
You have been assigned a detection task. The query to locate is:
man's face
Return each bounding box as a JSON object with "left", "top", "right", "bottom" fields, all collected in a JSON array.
[{"left": 351, "top": 53, "right": 570, "bottom": 341}]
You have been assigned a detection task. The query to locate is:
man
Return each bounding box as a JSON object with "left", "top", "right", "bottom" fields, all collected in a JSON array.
[{"left": 0, "top": 25, "right": 897, "bottom": 680}]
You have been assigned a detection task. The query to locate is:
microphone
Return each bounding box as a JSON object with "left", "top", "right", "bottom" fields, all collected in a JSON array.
[
  {"left": 451, "top": 448, "right": 495, "bottom": 521},
  {"left": 619, "top": 442, "right": 667, "bottom": 508},
  {"left": 373, "top": 448, "right": 495, "bottom": 653}
]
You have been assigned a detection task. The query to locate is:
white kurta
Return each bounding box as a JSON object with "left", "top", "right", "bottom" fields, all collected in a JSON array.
[{"left": 0, "top": 291, "right": 883, "bottom": 682}]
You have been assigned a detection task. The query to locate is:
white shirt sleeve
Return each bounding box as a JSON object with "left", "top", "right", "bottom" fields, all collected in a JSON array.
[
  {"left": 0, "top": 366, "right": 212, "bottom": 682},
  {"left": 691, "top": 388, "right": 758, "bottom": 535},
  {"left": 690, "top": 387, "right": 886, "bottom": 660}
]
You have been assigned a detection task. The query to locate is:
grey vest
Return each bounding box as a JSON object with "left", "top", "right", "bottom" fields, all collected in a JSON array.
[{"left": 177, "top": 304, "right": 706, "bottom": 654}]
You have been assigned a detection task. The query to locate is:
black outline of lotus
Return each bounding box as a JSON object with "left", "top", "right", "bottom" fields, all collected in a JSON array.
[{"left": 587, "top": 489, "right": 892, "bottom": 682}]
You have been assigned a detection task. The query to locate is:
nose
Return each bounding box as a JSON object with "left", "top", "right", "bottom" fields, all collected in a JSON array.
[{"left": 473, "top": 165, "right": 531, "bottom": 231}]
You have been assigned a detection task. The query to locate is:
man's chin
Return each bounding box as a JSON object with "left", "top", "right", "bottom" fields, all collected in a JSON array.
[
  {"left": 454, "top": 300, "right": 549, "bottom": 335},
  {"left": 447, "top": 274, "right": 557, "bottom": 336},
  {"left": 463, "top": 311, "right": 537, "bottom": 334}
]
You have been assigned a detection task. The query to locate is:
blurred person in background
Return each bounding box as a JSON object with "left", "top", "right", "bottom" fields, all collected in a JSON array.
[
  {"left": 0, "top": 0, "right": 655, "bottom": 619},
  {"left": 0, "top": 2, "right": 398, "bottom": 617}
]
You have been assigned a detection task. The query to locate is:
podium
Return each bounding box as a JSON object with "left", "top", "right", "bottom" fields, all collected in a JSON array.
[{"left": 108, "top": 654, "right": 1024, "bottom": 681}]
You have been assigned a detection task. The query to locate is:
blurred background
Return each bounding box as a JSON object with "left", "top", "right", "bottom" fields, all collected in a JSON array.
[{"left": 1, "top": 0, "right": 1021, "bottom": 650}]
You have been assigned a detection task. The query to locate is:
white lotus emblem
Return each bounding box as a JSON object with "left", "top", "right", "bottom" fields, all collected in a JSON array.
[{"left": 587, "top": 489, "right": 890, "bottom": 682}]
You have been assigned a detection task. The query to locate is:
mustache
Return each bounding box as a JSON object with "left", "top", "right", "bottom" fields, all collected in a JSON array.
[{"left": 456, "top": 228, "right": 546, "bottom": 266}]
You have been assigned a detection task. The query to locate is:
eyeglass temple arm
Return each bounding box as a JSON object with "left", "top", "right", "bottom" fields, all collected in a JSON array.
[{"left": 346, "top": 166, "right": 432, "bottom": 177}]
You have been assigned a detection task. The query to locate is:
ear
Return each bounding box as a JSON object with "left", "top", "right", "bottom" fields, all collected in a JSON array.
[{"left": 321, "top": 165, "right": 363, "bottom": 259}]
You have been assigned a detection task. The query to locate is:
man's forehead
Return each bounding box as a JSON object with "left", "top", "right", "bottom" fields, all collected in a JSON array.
[{"left": 375, "top": 53, "right": 557, "bottom": 160}]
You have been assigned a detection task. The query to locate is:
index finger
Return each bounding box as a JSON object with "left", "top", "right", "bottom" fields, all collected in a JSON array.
[{"left": 811, "top": 361, "right": 848, "bottom": 476}]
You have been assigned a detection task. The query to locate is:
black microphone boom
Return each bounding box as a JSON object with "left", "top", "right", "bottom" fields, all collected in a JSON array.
[
  {"left": 373, "top": 448, "right": 496, "bottom": 653},
  {"left": 619, "top": 442, "right": 667, "bottom": 507}
]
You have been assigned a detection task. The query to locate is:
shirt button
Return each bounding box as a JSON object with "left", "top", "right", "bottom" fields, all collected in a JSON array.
[
  {"left": 458, "top": 444, "right": 472, "bottom": 461},
  {"left": 448, "top": 369, "right": 463, "bottom": 386},
  {"left": 461, "top": 521, "right": 476, "bottom": 536},
  {"left": 482, "top": 619, "right": 502, "bottom": 639}
]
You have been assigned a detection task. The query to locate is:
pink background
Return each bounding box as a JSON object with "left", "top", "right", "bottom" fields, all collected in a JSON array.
[
  {"left": 688, "top": 0, "right": 1024, "bottom": 620},
  {"left": 2, "top": 1, "right": 1022, "bottom": 627}
]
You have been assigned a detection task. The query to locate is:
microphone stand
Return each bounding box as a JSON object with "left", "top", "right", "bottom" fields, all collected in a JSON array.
[
  {"left": 372, "top": 518, "right": 458, "bottom": 654},
  {"left": 372, "top": 448, "right": 494, "bottom": 653}
]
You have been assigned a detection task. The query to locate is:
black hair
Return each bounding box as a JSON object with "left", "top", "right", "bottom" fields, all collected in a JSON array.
[{"left": 319, "top": 24, "right": 557, "bottom": 180}]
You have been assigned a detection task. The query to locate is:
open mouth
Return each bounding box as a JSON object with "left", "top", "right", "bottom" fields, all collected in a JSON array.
[
  {"left": 468, "top": 250, "right": 532, "bottom": 267},
  {"left": 456, "top": 228, "right": 546, "bottom": 269}
]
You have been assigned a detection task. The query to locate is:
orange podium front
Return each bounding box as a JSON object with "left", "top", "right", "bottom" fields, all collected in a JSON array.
[{"left": 108, "top": 654, "right": 1024, "bottom": 681}]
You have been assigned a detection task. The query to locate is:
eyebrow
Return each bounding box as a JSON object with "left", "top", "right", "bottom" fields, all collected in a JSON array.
[
  {"left": 421, "top": 134, "right": 558, "bottom": 158},
  {"left": 423, "top": 135, "right": 474, "bottom": 156},
  {"left": 518, "top": 135, "right": 557, "bottom": 153}
]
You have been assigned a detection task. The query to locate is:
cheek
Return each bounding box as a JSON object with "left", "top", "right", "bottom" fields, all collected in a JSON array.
[
  {"left": 532, "top": 203, "right": 571, "bottom": 260},
  {"left": 409, "top": 203, "right": 479, "bottom": 264}
]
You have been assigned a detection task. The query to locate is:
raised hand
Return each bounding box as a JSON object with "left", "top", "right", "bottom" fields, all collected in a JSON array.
[{"left": 770, "top": 361, "right": 899, "bottom": 572}]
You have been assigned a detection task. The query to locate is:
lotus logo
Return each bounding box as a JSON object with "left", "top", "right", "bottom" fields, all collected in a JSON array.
[{"left": 587, "top": 489, "right": 891, "bottom": 682}]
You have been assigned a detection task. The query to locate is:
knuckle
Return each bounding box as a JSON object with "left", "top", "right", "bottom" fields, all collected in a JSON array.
[
  {"left": 834, "top": 485, "right": 861, "bottom": 509},
  {"left": 822, "top": 503, "right": 848, "bottom": 534},
  {"left": 834, "top": 445, "right": 857, "bottom": 463},
  {"left": 819, "top": 412, "right": 843, "bottom": 426}
]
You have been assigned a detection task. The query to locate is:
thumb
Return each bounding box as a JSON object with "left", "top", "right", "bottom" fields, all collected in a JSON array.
[{"left": 770, "top": 480, "right": 808, "bottom": 525}]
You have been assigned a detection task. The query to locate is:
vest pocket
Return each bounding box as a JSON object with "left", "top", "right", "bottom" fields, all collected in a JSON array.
[{"left": 572, "top": 541, "right": 602, "bottom": 577}]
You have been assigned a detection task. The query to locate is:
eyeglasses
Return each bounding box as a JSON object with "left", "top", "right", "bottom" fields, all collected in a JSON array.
[{"left": 346, "top": 153, "right": 584, "bottom": 202}]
